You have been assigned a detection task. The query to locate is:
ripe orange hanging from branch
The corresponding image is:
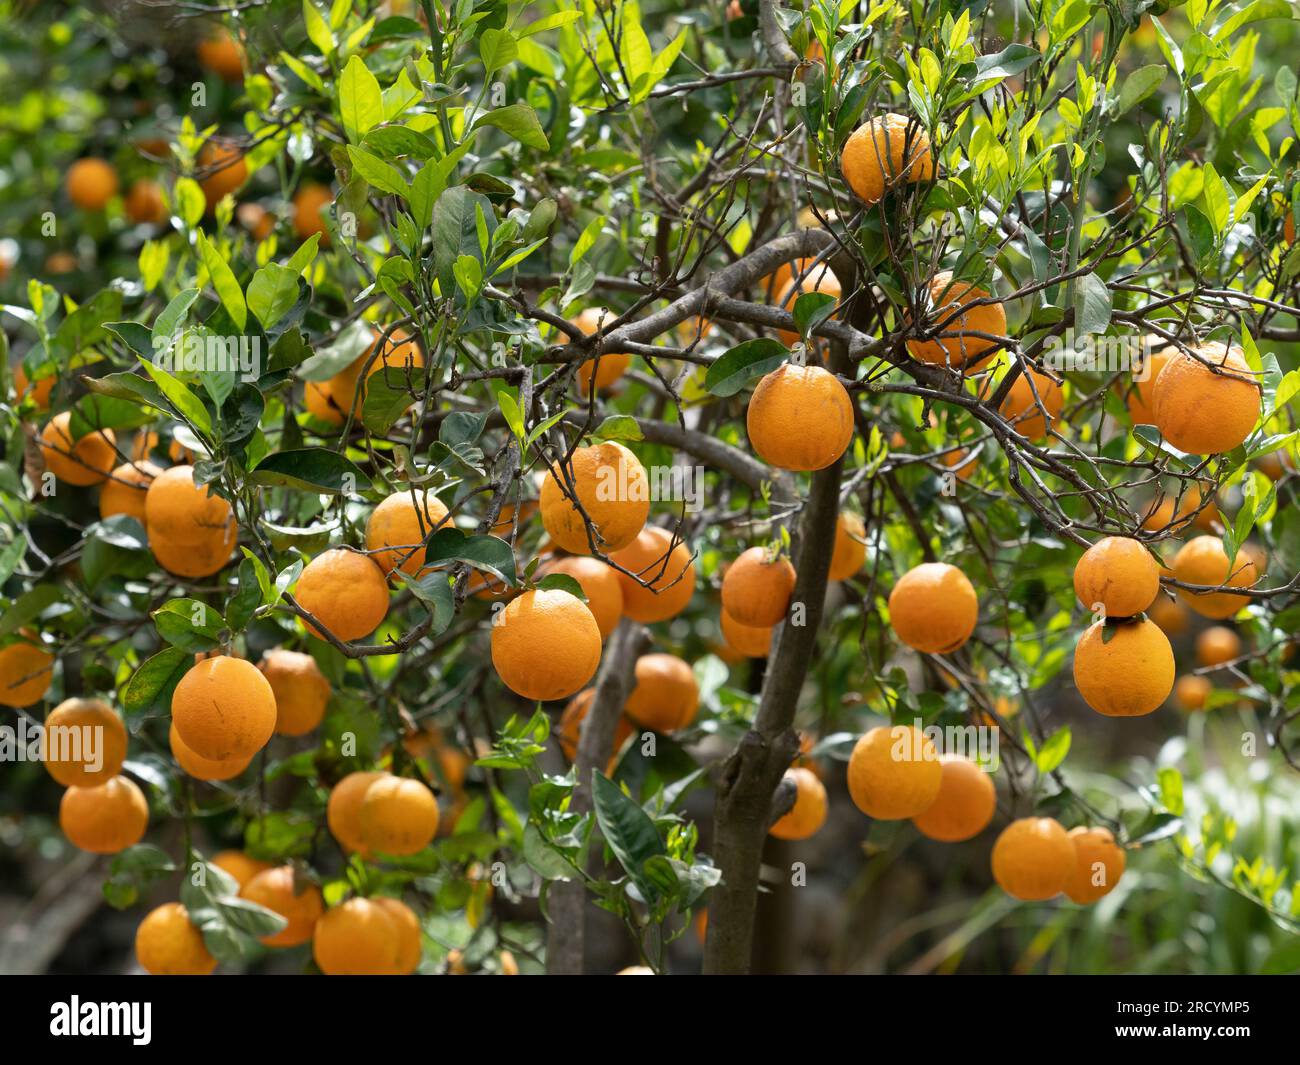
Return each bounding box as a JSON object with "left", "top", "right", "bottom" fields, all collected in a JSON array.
[{"left": 746, "top": 363, "right": 854, "bottom": 471}]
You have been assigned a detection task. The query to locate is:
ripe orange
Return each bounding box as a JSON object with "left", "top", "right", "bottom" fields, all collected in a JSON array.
[
  {"left": 14, "top": 364, "right": 56, "bottom": 410},
  {"left": 305, "top": 379, "right": 345, "bottom": 425},
  {"left": 66, "top": 158, "right": 119, "bottom": 211},
  {"left": 846, "top": 724, "right": 942, "bottom": 820},
  {"left": 746, "top": 363, "right": 854, "bottom": 471},
  {"left": 1122, "top": 344, "right": 1175, "bottom": 425},
  {"left": 1152, "top": 343, "right": 1260, "bottom": 454},
  {"left": 240, "top": 866, "right": 324, "bottom": 947},
  {"left": 294, "top": 548, "right": 391, "bottom": 640},
  {"left": 293, "top": 182, "right": 334, "bottom": 242},
  {"left": 358, "top": 775, "right": 439, "bottom": 855},
  {"left": 760, "top": 256, "right": 816, "bottom": 300},
  {"left": 1063, "top": 826, "right": 1126, "bottom": 904},
  {"left": 327, "top": 771, "right": 390, "bottom": 855},
  {"left": 906, "top": 271, "right": 1006, "bottom": 371},
  {"left": 145, "top": 465, "right": 232, "bottom": 546},
  {"left": 572, "top": 308, "right": 632, "bottom": 395},
  {"left": 43, "top": 697, "right": 127, "bottom": 787},
  {"left": 609, "top": 526, "right": 697, "bottom": 622},
  {"left": 998, "top": 367, "right": 1063, "bottom": 441},
  {"left": 539, "top": 442, "right": 650, "bottom": 554},
  {"left": 1073, "top": 619, "right": 1174, "bottom": 716},
  {"left": 211, "top": 851, "right": 272, "bottom": 890},
  {"left": 259, "top": 648, "right": 331, "bottom": 736},
  {"left": 910, "top": 754, "right": 996, "bottom": 842},
  {"left": 99, "top": 461, "right": 160, "bottom": 523},
  {"left": 1139, "top": 487, "right": 1218, "bottom": 535},
  {"left": 1195, "top": 625, "right": 1241, "bottom": 667},
  {"left": 372, "top": 897, "right": 422, "bottom": 974},
  {"left": 721, "top": 546, "right": 796, "bottom": 627},
  {"left": 238, "top": 201, "right": 276, "bottom": 240},
  {"left": 39, "top": 412, "right": 117, "bottom": 486},
  {"left": 60, "top": 775, "right": 149, "bottom": 854},
  {"left": 769, "top": 767, "right": 828, "bottom": 840},
  {"left": 720, "top": 609, "right": 772, "bottom": 658},
  {"left": 828, "top": 511, "right": 866, "bottom": 582},
  {"left": 624, "top": 653, "right": 699, "bottom": 732},
  {"left": 491, "top": 588, "right": 602, "bottom": 701},
  {"left": 0, "top": 639, "right": 55, "bottom": 708},
  {"left": 197, "top": 140, "right": 248, "bottom": 213},
  {"left": 169, "top": 722, "right": 251, "bottom": 781},
  {"left": 197, "top": 30, "right": 245, "bottom": 83},
  {"left": 327, "top": 327, "right": 424, "bottom": 416},
  {"left": 990, "top": 817, "right": 1075, "bottom": 901},
  {"left": 557, "top": 688, "right": 634, "bottom": 761},
  {"left": 149, "top": 519, "right": 237, "bottom": 579},
  {"left": 840, "top": 113, "right": 934, "bottom": 205},
  {"left": 542, "top": 555, "right": 624, "bottom": 639},
  {"left": 135, "top": 902, "right": 217, "bottom": 975},
  {"left": 888, "top": 562, "right": 978, "bottom": 655},
  {"left": 124, "top": 179, "right": 166, "bottom": 224},
  {"left": 366, "top": 490, "right": 451, "bottom": 579},
  {"left": 774, "top": 266, "right": 842, "bottom": 346},
  {"left": 171, "top": 655, "right": 277, "bottom": 762},
  {"left": 1170, "top": 535, "right": 1257, "bottom": 619},
  {"left": 1072, "top": 536, "right": 1160, "bottom": 619},
  {"left": 1174, "top": 674, "right": 1212, "bottom": 712},
  {"left": 313, "top": 898, "right": 401, "bottom": 975}
]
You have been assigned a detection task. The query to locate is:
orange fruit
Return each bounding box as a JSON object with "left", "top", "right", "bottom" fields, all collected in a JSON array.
[
  {"left": 1174, "top": 674, "right": 1212, "bottom": 712},
  {"left": 1139, "top": 486, "right": 1218, "bottom": 535},
  {"left": 557, "top": 688, "right": 634, "bottom": 761},
  {"left": 539, "top": 442, "right": 650, "bottom": 555},
  {"left": 1195, "top": 625, "right": 1241, "bottom": 667},
  {"left": 305, "top": 379, "right": 345, "bottom": 425},
  {"left": 327, "top": 327, "right": 424, "bottom": 416},
  {"left": 1072, "top": 619, "right": 1174, "bottom": 716},
  {"left": 1072, "top": 536, "right": 1160, "bottom": 619},
  {"left": 609, "top": 526, "right": 696, "bottom": 622},
  {"left": 774, "top": 266, "right": 842, "bottom": 346},
  {"left": 827, "top": 511, "right": 865, "bottom": 581},
  {"left": 624, "top": 653, "right": 699, "bottom": 732},
  {"left": 150, "top": 520, "right": 237, "bottom": 578},
  {"left": 169, "top": 721, "right": 251, "bottom": 781},
  {"left": 1285, "top": 212, "right": 1296, "bottom": 246},
  {"left": 846, "top": 724, "right": 942, "bottom": 820},
  {"left": 197, "top": 30, "right": 245, "bottom": 83},
  {"left": 39, "top": 412, "right": 117, "bottom": 486},
  {"left": 171, "top": 655, "right": 277, "bottom": 762},
  {"left": 60, "top": 775, "right": 149, "bottom": 853},
  {"left": 543, "top": 555, "right": 624, "bottom": 639},
  {"left": 616, "top": 965, "right": 655, "bottom": 975},
  {"left": 294, "top": 548, "right": 391, "bottom": 641},
  {"left": 258, "top": 648, "right": 331, "bottom": 736},
  {"left": 14, "top": 364, "right": 56, "bottom": 410},
  {"left": 998, "top": 367, "right": 1063, "bottom": 440},
  {"left": 990, "top": 817, "right": 1075, "bottom": 901},
  {"left": 145, "top": 465, "right": 232, "bottom": 546},
  {"left": 1063, "top": 826, "right": 1126, "bottom": 904},
  {"left": 491, "top": 588, "right": 602, "bottom": 701},
  {"left": 910, "top": 754, "right": 996, "bottom": 842},
  {"left": 721, "top": 546, "right": 796, "bottom": 627},
  {"left": 572, "top": 308, "right": 632, "bottom": 395},
  {"left": 760, "top": 256, "right": 816, "bottom": 299},
  {"left": 43, "top": 697, "right": 127, "bottom": 787},
  {"left": 769, "top": 767, "right": 828, "bottom": 840},
  {"left": 327, "top": 771, "right": 390, "bottom": 855},
  {"left": 888, "top": 562, "right": 978, "bottom": 655},
  {"left": 197, "top": 140, "right": 248, "bottom": 213},
  {"left": 358, "top": 775, "right": 439, "bottom": 856},
  {"left": 124, "top": 178, "right": 167, "bottom": 224},
  {"left": 293, "top": 182, "right": 334, "bottom": 242},
  {"left": 135, "top": 902, "right": 217, "bottom": 975},
  {"left": 372, "top": 897, "right": 422, "bottom": 974},
  {"left": 99, "top": 461, "right": 161, "bottom": 523},
  {"left": 366, "top": 490, "right": 451, "bottom": 579},
  {"left": 1122, "top": 344, "right": 1175, "bottom": 425},
  {"left": 840, "top": 113, "right": 934, "bottom": 205},
  {"left": 1170, "top": 536, "right": 1257, "bottom": 619},
  {"left": 499, "top": 950, "right": 520, "bottom": 975},
  {"left": 241, "top": 866, "right": 324, "bottom": 947},
  {"left": 906, "top": 271, "right": 1006, "bottom": 371},
  {"left": 746, "top": 363, "right": 854, "bottom": 471},
  {"left": 313, "top": 898, "right": 400, "bottom": 975},
  {"left": 238, "top": 201, "right": 276, "bottom": 240},
  {"left": 211, "top": 851, "right": 272, "bottom": 890},
  {"left": 720, "top": 609, "right": 772, "bottom": 658},
  {"left": 1152, "top": 343, "right": 1260, "bottom": 454},
  {"left": 66, "top": 158, "right": 119, "bottom": 211},
  {"left": 0, "top": 639, "right": 55, "bottom": 708}
]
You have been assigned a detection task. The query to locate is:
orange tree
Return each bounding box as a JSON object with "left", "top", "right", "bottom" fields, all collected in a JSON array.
[{"left": 2, "top": 0, "right": 1300, "bottom": 975}]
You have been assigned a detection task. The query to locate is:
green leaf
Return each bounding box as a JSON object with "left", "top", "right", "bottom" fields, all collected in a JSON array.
[
  {"left": 196, "top": 232, "right": 247, "bottom": 332},
  {"left": 248, "top": 448, "right": 371, "bottom": 494},
  {"left": 705, "top": 339, "right": 788, "bottom": 397},
  {"left": 1115, "top": 65, "right": 1165, "bottom": 116},
  {"left": 1073, "top": 271, "right": 1112, "bottom": 336},
  {"left": 339, "top": 54, "right": 384, "bottom": 143},
  {"left": 479, "top": 28, "right": 518, "bottom": 74},
  {"left": 1202, "top": 163, "right": 1230, "bottom": 233},
  {"left": 1034, "top": 727, "right": 1071, "bottom": 774},
  {"left": 121, "top": 647, "right": 192, "bottom": 719},
  {"left": 246, "top": 265, "right": 300, "bottom": 329},
  {"left": 153, "top": 288, "right": 201, "bottom": 348},
  {"left": 287, "top": 234, "right": 322, "bottom": 277},
  {"left": 139, "top": 359, "right": 213, "bottom": 434},
  {"left": 346, "top": 145, "right": 410, "bottom": 198},
  {"left": 473, "top": 103, "right": 550, "bottom": 150},
  {"left": 152, "top": 598, "right": 226, "bottom": 652},
  {"left": 303, "top": 0, "right": 335, "bottom": 55},
  {"left": 422, "top": 527, "right": 517, "bottom": 586},
  {"left": 592, "top": 771, "right": 666, "bottom": 902}
]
